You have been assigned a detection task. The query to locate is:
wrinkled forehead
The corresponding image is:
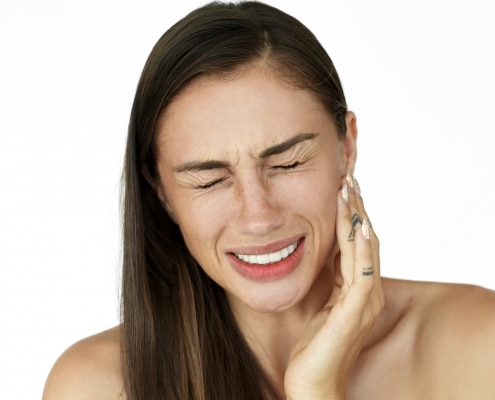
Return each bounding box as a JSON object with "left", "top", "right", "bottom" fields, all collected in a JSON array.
[
  {"left": 156, "top": 62, "right": 328, "bottom": 150},
  {"left": 152, "top": 67, "right": 341, "bottom": 181}
]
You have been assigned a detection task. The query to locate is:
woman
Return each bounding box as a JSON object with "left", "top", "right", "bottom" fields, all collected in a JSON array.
[{"left": 43, "top": 1, "right": 495, "bottom": 399}]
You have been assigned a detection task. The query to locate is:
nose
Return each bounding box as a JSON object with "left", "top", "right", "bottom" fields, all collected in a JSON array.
[{"left": 235, "top": 173, "right": 285, "bottom": 236}]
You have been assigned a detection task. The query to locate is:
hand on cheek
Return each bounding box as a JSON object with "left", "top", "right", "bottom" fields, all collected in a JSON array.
[{"left": 284, "top": 171, "right": 383, "bottom": 400}]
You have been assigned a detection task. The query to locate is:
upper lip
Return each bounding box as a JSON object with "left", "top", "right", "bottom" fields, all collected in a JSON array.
[{"left": 227, "top": 235, "right": 304, "bottom": 256}]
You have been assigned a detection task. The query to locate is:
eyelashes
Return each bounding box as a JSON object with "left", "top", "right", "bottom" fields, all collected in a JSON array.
[
  {"left": 272, "top": 161, "right": 301, "bottom": 171},
  {"left": 194, "top": 161, "right": 303, "bottom": 190},
  {"left": 195, "top": 177, "right": 228, "bottom": 189}
]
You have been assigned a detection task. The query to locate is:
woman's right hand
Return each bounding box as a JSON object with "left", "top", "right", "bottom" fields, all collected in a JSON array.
[{"left": 284, "top": 172, "right": 384, "bottom": 399}]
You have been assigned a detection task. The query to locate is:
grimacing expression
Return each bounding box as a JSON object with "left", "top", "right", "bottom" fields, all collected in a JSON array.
[{"left": 156, "top": 65, "right": 357, "bottom": 313}]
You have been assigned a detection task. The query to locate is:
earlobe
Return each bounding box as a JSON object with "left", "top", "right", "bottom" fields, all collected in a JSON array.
[{"left": 343, "top": 111, "right": 358, "bottom": 173}]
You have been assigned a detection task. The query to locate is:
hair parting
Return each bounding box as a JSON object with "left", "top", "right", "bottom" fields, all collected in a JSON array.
[{"left": 121, "top": 2, "right": 348, "bottom": 398}]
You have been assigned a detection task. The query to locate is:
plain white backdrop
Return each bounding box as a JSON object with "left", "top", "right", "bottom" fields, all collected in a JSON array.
[{"left": 1, "top": 0, "right": 494, "bottom": 398}]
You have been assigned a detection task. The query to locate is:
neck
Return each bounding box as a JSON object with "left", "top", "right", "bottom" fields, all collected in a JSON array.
[{"left": 228, "top": 264, "right": 336, "bottom": 388}]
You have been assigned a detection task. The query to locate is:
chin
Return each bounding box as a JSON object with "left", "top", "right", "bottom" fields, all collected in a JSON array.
[{"left": 240, "top": 284, "right": 309, "bottom": 314}]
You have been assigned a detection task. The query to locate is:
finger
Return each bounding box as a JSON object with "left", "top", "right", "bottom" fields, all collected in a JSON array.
[
  {"left": 348, "top": 173, "right": 384, "bottom": 318},
  {"left": 353, "top": 212, "right": 375, "bottom": 295},
  {"left": 350, "top": 176, "right": 380, "bottom": 278},
  {"left": 337, "top": 171, "right": 373, "bottom": 285},
  {"left": 342, "top": 173, "right": 379, "bottom": 273},
  {"left": 335, "top": 177, "right": 356, "bottom": 289},
  {"left": 338, "top": 172, "right": 382, "bottom": 317}
]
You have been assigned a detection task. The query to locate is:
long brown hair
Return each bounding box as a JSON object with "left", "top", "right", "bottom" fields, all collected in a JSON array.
[{"left": 121, "top": 2, "right": 348, "bottom": 399}]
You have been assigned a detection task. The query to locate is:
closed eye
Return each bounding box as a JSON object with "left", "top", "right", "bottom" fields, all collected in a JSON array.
[
  {"left": 273, "top": 161, "right": 301, "bottom": 171},
  {"left": 195, "top": 177, "right": 227, "bottom": 189}
]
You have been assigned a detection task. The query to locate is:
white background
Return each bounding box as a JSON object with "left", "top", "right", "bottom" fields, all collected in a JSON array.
[{"left": 1, "top": 0, "right": 494, "bottom": 398}]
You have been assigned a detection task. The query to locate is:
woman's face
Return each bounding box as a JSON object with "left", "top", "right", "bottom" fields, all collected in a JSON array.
[{"left": 156, "top": 65, "right": 356, "bottom": 313}]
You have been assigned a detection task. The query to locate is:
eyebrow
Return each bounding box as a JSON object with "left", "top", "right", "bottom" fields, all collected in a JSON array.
[
  {"left": 258, "top": 132, "right": 318, "bottom": 158},
  {"left": 173, "top": 132, "right": 318, "bottom": 173},
  {"left": 174, "top": 159, "right": 230, "bottom": 173}
]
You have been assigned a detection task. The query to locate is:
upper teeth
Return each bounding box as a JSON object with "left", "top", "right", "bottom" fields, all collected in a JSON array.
[{"left": 235, "top": 242, "right": 298, "bottom": 265}]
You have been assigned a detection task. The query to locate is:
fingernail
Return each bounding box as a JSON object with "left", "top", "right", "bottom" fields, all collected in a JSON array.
[
  {"left": 362, "top": 219, "right": 372, "bottom": 240},
  {"left": 346, "top": 170, "right": 362, "bottom": 196},
  {"left": 353, "top": 177, "right": 361, "bottom": 196},
  {"left": 342, "top": 183, "right": 349, "bottom": 203},
  {"left": 346, "top": 170, "right": 355, "bottom": 189}
]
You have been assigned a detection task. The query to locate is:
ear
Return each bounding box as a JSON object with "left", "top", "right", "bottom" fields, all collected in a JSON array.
[
  {"left": 155, "top": 182, "right": 178, "bottom": 223},
  {"left": 342, "top": 111, "right": 358, "bottom": 173}
]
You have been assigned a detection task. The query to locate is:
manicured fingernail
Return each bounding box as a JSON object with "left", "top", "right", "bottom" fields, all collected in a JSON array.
[
  {"left": 362, "top": 218, "right": 372, "bottom": 240},
  {"left": 346, "top": 170, "right": 362, "bottom": 196},
  {"left": 353, "top": 177, "right": 361, "bottom": 196},
  {"left": 342, "top": 183, "right": 349, "bottom": 203},
  {"left": 346, "top": 170, "right": 355, "bottom": 188}
]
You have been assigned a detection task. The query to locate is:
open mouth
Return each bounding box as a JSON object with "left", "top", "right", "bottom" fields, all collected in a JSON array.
[{"left": 234, "top": 241, "right": 299, "bottom": 265}]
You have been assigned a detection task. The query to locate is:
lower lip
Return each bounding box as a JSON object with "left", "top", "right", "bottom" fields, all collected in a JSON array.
[{"left": 228, "top": 238, "right": 305, "bottom": 282}]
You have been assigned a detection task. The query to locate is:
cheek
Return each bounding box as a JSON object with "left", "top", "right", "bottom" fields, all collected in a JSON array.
[
  {"left": 172, "top": 193, "right": 228, "bottom": 258},
  {"left": 279, "top": 163, "right": 342, "bottom": 214},
  {"left": 161, "top": 171, "right": 225, "bottom": 244},
  {"left": 301, "top": 177, "right": 339, "bottom": 236},
  {"left": 283, "top": 166, "right": 341, "bottom": 247}
]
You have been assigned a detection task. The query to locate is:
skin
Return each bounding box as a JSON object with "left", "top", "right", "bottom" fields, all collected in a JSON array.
[
  {"left": 42, "top": 64, "right": 495, "bottom": 400},
  {"left": 157, "top": 65, "right": 351, "bottom": 317}
]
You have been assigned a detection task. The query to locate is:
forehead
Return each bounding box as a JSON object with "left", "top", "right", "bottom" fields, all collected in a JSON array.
[{"left": 156, "top": 65, "right": 334, "bottom": 161}]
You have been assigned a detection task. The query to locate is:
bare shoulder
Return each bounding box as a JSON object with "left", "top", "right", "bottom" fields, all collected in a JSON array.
[
  {"left": 42, "top": 325, "right": 125, "bottom": 400},
  {"left": 382, "top": 277, "right": 495, "bottom": 332},
  {"left": 400, "top": 279, "right": 495, "bottom": 398},
  {"left": 412, "top": 279, "right": 495, "bottom": 348}
]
